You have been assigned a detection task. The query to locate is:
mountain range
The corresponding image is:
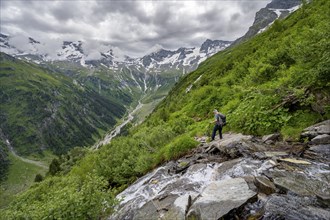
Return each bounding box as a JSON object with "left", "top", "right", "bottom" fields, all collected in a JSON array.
[
  {"left": 0, "top": 34, "right": 231, "bottom": 72},
  {"left": 0, "top": 0, "right": 303, "bottom": 158}
]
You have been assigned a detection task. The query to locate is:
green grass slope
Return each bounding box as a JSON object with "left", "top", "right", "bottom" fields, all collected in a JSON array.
[
  {"left": 0, "top": 53, "right": 126, "bottom": 156},
  {"left": 1, "top": 0, "right": 329, "bottom": 218},
  {"left": 0, "top": 152, "right": 48, "bottom": 209},
  {"left": 157, "top": 0, "right": 330, "bottom": 138}
]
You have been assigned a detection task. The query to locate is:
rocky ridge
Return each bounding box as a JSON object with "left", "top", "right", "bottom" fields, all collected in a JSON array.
[
  {"left": 232, "top": 0, "right": 302, "bottom": 46},
  {"left": 109, "top": 120, "right": 330, "bottom": 219},
  {"left": 0, "top": 34, "right": 230, "bottom": 72}
]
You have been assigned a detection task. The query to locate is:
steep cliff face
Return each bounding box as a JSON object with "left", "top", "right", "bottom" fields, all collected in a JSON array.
[{"left": 232, "top": 0, "right": 302, "bottom": 46}]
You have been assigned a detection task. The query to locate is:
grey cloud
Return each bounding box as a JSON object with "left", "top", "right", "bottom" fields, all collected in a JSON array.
[{"left": 0, "top": 0, "right": 272, "bottom": 57}]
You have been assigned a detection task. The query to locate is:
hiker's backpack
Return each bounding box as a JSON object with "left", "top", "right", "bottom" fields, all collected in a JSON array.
[{"left": 220, "top": 114, "right": 226, "bottom": 126}]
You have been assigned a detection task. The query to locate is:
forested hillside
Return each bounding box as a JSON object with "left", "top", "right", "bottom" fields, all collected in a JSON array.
[
  {"left": 1, "top": 0, "right": 329, "bottom": 218},
  {"left": 0, "top": 53, "right": 126, "bottom": 157}
]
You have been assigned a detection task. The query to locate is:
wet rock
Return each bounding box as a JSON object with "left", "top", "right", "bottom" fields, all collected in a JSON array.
[
  {"left": 173, "top": 194, "right": 198, "bottom": 216},
  {"left": 311, "top": 134, "right": 330, "bottom": 145},
  {"left": 219, "top": 133, "right": 253, "bottom": 145},
  {"left": 255, "top": 176, "right": 276, "bottom": 195},
  {"left": 262, "top": 133, "right": 281, "bottom": 143},
  {"left": 289, "top": 143, "right": 307, "bottom": 156},
  {"left": 159, "top": 179, "right": 200, "bottom": 196},
  {"left": 214, "top": 158, "right": 242, "bottom": 179},
  {"left": 175, "top": 159, "right": 191, "bottom": 173},
  {"left": 279, "top": 158, "right": 311, "bottom": 165},
  {"left": 304, "top": 120, "right": 330, "bottom": 133},
  {"left": 186, "top": 178, "right": 257, "bottom": 219},
  {"left": 302, "top": 120, "right": 330, "bottom": 140},
  {"left": 263, "top": 194, "right": 330, "bottom": 220},
  {"left": 110, "top": 129, "right": 330, "bottom": 220},
  {"left": 243, "top": 175, "right": 258, "bottom": 192},
  {"left": 134, "top": 194, "right": 181, "bottom": 220},
  {"left": 273, "top": 172, "right": 329, "bottom": 197},
  {"left": 301, "top": 130, "right": 319, "bottom": 139},
  {"left": 264, "top": 151, "right": 288, "bottom": 158},
  {"left": 304, "top": 144, "right": 330, "bottom": 162},
  {"left": 316, "top": 193, "right": 330, "bottom": 208},
  {"left": 253, "top": 152, "right": 268, "bottom": 160}
]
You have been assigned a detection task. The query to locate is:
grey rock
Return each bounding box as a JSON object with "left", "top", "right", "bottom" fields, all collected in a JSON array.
[
  {"left": 255, "top": 176, "right": 276, "bottom": 195},
  {"left": 262, "top": 133, "right": 281, "bottom": 143},
  {"left": 311, "top": 134, "right": 330, "bottom": 145},
  {"left": 265, "top": 140, "right": 274, "bottom": 145},
  {"left": 217, "top": 139, "right": 253, "bottom": 159},
  {"left": 263, "top": 194, "right": 330, "bottom": 220},
  {"left": 304, "top": 144, "right": 330, "bottom": 162},
  {"left": 304, "top": 120, "right": 330, "bottom": 132},
  {"left": 273, "top": 172, "right": 329, "bottom": 197},
  {"left": 302, "top": 120, "right": 330, "bottom": 140},
  {"left": 187, "top": 178, "right": 257, "bottom": 219},
  {"left": 134, "top": 194, "right": 182, "bottom": 220},
  {"left": 264, "top": 151, "right": 288, "bottom": 157},
  {"left": 301, "top": 130, "right": 319, "bottom": 139},
  {"left": 254, "top": 152, "right": 268, "bottom": 160},
  {"left": 266, "top": 0, "right": 302, "bottom": 9}
]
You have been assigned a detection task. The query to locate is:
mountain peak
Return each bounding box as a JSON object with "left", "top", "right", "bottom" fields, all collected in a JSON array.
[
  {"left": 266, "top": 0, "right": 302, "bottom": 9},
  {"left": 231, "top": 0, "right": 302, "bottom": 46},
  {"left": 200, "top": 39, "right": 232, "bottom": 54}
]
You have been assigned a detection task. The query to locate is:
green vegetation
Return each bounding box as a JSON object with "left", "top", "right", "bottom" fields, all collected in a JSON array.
[
  {"left": 1, "top": 0, "right": 329, "bottom": 218},
  {"left": 0, "top": 53, "right": 126, "bottom": 157},
  {"left": 0, "top": 152, "right": 48, "bottom": 208},
  {"left": 0, "top": 141, "right": 10, "bottom": 182}
]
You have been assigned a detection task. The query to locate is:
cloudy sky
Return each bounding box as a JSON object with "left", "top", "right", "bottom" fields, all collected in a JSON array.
[{"left": 0, "top": 0, "right": 271, "bottom": 57}]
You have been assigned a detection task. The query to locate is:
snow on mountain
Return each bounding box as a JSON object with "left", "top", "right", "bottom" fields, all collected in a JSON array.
[
  {"left": 0, "top": 34, "right": 231, "bottom": 73},
  {"left": 140, "top": 39, "right": 232, "bottom": 72},
  {"left": 232, "top": 0, "right": 302, "bottom": 46},
  {"left": 57, "top": 41, "right": 84, "bottom": 61},
  {"left": 0, "top": 33, "right": 20, "bottom": 55}
]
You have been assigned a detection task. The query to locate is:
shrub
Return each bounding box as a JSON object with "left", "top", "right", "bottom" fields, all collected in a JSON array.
[{"left": 162, "top": 135, "right": 198, "bottom": 161}]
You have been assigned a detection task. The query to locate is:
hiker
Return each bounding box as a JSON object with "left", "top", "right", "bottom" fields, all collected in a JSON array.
[{"left": 211, "top": 109, "right": 225, "bottom": 141}]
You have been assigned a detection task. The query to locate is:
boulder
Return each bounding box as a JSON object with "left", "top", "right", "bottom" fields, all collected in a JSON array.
[
  {"left": 304, "top": 144, "right": 330, "bottom": 162},
  {"left": 134, "top": 194, "right": 181, "bottom": 220},
  {"left": 218, "top": 133, "right": 253, "bottom": 148},
  {"left": 186, "top": 178, "right": 257, "bottom": 219},
  {"left": 273, "top": 172, "right": 329, "bottom": 197},
  {"left": 262, "top": 133, "right": 281, "bottom": 143},
  {"left": 310, "top": 134, "right": 330, "bottom": 145},
  {"left": 263, "top": 195, "right": 330, "bottom": 220},
  {"left": 255, "top": 176, "right": 276, "bottom": 195},
  {"left": 303, "top": 120, "right": 330, "bottom": 133},
  {"left": 302, "top": 120, "right": 330, "bottom": 140}
]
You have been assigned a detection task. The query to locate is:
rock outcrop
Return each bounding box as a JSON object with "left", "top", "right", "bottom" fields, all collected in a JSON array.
[{"left": 109, "top": 121, "right": 330, "bottom": 220}]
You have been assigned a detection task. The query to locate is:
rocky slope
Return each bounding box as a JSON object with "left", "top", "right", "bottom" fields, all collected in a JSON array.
[
  {"left": 110, "top": 120, "right": 330, "bottom": 219},
  {"left": 232, "top": 0, "right": 302, "bottom": 46}
]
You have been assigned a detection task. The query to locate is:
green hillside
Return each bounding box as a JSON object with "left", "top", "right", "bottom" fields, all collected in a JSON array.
[
  {"left": 0, "top": 53, "right": 126, "bottom": 157},
  {"left": 1, "top": 0, "right": 329, "bottom": 218}
]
